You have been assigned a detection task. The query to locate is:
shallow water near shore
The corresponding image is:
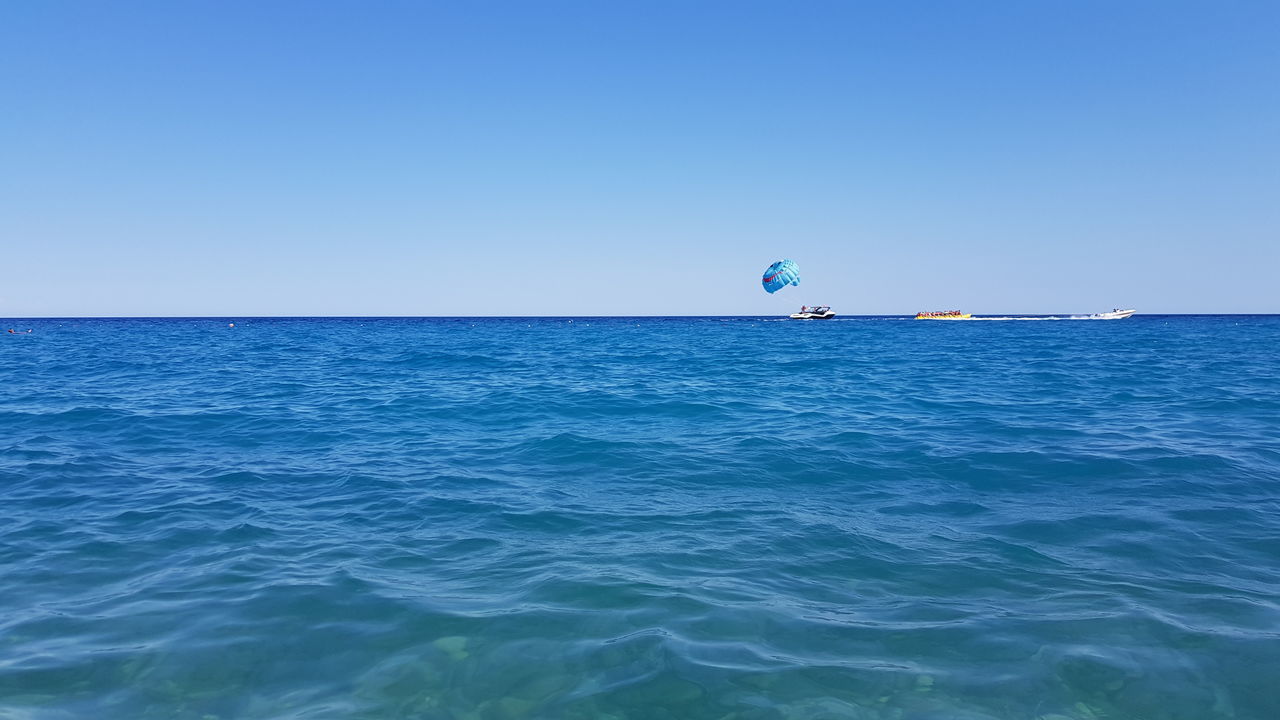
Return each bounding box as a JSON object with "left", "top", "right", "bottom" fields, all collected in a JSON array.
[{"left": 2, "top": 315, "right": 1278, "bottom": 720}]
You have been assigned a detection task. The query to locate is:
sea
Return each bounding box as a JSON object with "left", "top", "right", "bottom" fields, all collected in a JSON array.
[{"left": 1, "top": 315, "right": 1277, "bottom": 720}]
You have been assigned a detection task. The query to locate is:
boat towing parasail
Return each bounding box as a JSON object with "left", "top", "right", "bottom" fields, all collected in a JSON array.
[
  {"left": 1090, "top": 308, "right": 1136, "bottom": 320},
  {"left": 791, "top": 305, "right": 835, "bottom": 319}
]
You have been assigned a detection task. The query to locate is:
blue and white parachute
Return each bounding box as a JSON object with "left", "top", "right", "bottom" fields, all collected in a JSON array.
[{"left": 761, "top": 259, "right": 800, "bottom": 294}]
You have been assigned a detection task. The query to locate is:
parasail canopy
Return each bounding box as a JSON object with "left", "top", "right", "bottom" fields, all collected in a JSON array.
[{"left": 761, "top": 259, "right": 800, "bottom": 294}]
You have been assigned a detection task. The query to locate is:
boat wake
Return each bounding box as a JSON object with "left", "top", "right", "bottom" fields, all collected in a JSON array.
[
  {"left": 967, "top": 315, "right": 1090, "bottom": 321},
  {"left": 967, "top": 314, "right": 1129, "bottom": 321}
]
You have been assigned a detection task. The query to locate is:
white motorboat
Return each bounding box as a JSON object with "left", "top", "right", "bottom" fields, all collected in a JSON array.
[
  {"left": 790, "top": 305, "right": 836, "bottom": 320},
  {"left": 1091, "top": 308, "right": 1136, "bottom": 320}
]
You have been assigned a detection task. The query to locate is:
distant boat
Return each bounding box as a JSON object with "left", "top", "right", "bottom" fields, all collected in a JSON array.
[
  {"left": 915, "top": 310, "right": 971, "bottom": 320},
  {"left": 790, "top": 306, "right": 835, "bottom": 319},
  {"left": 1090, "top": 308, "right": 1136, "bottom": 320}
]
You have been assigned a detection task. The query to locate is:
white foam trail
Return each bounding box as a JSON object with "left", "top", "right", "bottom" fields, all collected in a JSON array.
[{"left": 964, "top": 315, "right": 1101, "bottom": 321}]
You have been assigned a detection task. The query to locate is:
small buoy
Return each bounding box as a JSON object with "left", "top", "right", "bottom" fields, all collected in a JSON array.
[{"left": 228, "top": 323, "right": 235, "bottom": 328}]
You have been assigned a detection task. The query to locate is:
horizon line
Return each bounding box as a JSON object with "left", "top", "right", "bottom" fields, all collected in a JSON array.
[{"left": 4, "top": 313, "right": 1277, "bottom": 320}]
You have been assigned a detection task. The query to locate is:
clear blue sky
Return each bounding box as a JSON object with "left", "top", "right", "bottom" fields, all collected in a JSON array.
[{"left": 3, "top": 1, "right": 1277, "bottom": 316}]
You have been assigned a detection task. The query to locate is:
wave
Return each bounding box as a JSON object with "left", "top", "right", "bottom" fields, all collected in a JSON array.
[{"left": 2, "top": 316, "right": 1278, "bottom": 719}]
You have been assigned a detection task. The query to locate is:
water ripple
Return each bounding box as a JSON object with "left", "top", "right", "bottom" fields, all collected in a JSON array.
[{"left": 1, "top": 316, "right": 1278, "bottom": 719}]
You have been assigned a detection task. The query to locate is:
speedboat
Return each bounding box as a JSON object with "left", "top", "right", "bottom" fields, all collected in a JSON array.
[
  {"left": 1090, "top": 308, "right": 1136, "bottom": 320},
  {"left": 790, "top": 306, "right": 835, "bottom": 319},
  {"left": 915, "top": 310, "right": 972, "bottom": 320}
]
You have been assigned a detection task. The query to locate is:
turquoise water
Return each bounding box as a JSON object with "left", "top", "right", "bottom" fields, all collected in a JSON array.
[{"left": 2, "top": 316, "right": 1278, "bottom": 720}]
